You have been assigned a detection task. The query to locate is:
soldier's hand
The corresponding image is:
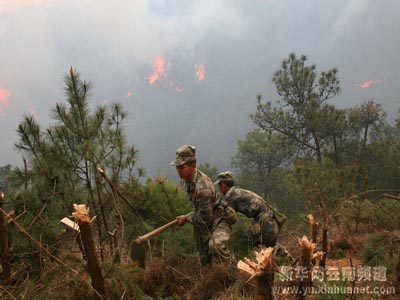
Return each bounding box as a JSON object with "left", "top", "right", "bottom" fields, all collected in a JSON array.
[{"left": 176, "top": 215, "right": 187, "bottom": 226}]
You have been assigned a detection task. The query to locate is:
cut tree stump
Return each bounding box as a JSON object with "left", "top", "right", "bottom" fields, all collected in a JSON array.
[
  {"left": 307, "top": 214, "right": 319, "bottom": 265},
  {"left": 295, "top": 236, "right": 324, "bottom": 300},
  {"left": 72, "top": 204, "right": 105, "bottom": 299},
  {"left": 237, "top": 247, "right": 275, "bottom": 300}
]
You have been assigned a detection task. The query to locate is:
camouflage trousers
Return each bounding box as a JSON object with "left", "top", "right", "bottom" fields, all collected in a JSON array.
[
  {"left": 249, "top": 212, "right": 280, "bottom": 247},
  {"left": 193, "top": 219, "right": 233, "bottom": 266}
]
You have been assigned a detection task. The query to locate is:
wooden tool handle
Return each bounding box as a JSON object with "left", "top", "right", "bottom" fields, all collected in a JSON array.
[
  {"left": 135, "top": 219, "right": 179, "bottom": 245},
  {"left": 134, "top": 212, "right": 193, "bottom": 245}
]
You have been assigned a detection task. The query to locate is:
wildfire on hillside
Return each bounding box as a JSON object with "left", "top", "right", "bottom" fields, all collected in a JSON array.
[
  {"left": 147, "top": 56, "right": 185, "bottom": 93},
  {"left": 194, "top": 64, "right": 205, "bottom": 81},
  {"left": 356, "top": 79, "right": 382, "bottom": 88},
  {"left": 29, "top": 107, "right": 37, "bottom": 117},
  {"left": 147, "top": 56, "right": 170, "bottom": 85},
  {"left": 0, "top": 88, "right": 11, "bottom": 116}
]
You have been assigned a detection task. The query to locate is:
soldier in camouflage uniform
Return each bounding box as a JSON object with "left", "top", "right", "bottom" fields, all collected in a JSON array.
[
  {"left": 216, "top": 171, "right": 282, "bottom": 247},
  {"left": 171, "top": 145, "right": 233, "bottom": 266}
]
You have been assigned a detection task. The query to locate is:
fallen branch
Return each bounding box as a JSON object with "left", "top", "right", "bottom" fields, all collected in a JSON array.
[{"left": 382, "top": 193, "right": 400, "bottom": 201}]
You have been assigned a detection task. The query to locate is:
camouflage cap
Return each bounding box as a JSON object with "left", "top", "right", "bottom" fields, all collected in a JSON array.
[
  {"left": 170, "top": 145, "right": 196, "bottom": 166},
  {"left": 216, "top": 171, "right": 234, "bottom": 184}
]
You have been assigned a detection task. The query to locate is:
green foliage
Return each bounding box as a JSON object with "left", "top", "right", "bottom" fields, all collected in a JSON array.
[
  {"left": 374, "top": 199, "right": 400, "bottom": 231},
  {"left": 232, "top": 129, "right": 294, "bottom": 199},
  {"left": 361, "top": 232, "right": 398, "bottom": 274},
  {"left": 338, "top": 198, "right": 375, "bottom": 234},
  {"left": 123, "top": 177, "right": 194, "bottom": 260},
  {"left": 3, "top": 55, "right": 400, "bottom": 300},
  {"left": 331, "top": 248, "right": 346, "bottom": 259},
  {"left": 104, "top": 262, "right": 147, "bottom": 300},
  {"left": 362, "top": 233, "right": 387, "bottom": 264},
  {"left": 197, "top": 162, "right": 219, "bottom": 182},
  {"left": 252, "top": 53, "right": 341, "bottom": 164},
  {"left": 338, "top": 198, "right": 400, "bottom": 235},
  {"left": 136, "top": 177, "right": 190, "bottom": 223},
  {"left": 227, "top": 214, "right": 253, "bottom": 258},
  {"left": 0, "top": 164, "right": 12, "bottom": 192},
  {"left": 11, "top": 67, "right": 141, "bottom": 245}
]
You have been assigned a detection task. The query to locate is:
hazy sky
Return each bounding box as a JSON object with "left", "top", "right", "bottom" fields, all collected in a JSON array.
[{"left": 1, "top": 0, "right": 399, "bottom": 178}]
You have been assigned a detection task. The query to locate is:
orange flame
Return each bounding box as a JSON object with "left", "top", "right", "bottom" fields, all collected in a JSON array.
[
  {"left": 148, "top": 56, "right": 169, "bottom": 84},
  {"left": 146, "top": 55, "right": 185, "bottom": 92},
  {"left": 0, "top": 88, "right": 11, "bottom": 116},
  {"left": 29, "top": 107, "right": 37, "bottom": 117},
  {"left": 356, "top": 79, "right": 382, "bottom": 89},
  {"left": 194, "top": 64, "right": 205, "bottom": 81},
  {"left": 167, "top": 80, "right": 184, "bottom": 93},
  {"left": 175, "top": 86, "right": 184, "bottom": 93}
]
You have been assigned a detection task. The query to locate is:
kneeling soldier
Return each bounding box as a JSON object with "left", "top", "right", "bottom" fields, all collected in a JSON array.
[{"left": 216, "top": 171, "right": 286, "bottom": 247}]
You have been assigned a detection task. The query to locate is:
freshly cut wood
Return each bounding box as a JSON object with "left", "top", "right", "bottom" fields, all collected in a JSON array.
[
  {"left": 237, "top": 260, "right": 256, "bottom": 276},
  {"left": 72, "top": 204, "right": 92, "bottom": 223},
  {"left": 60, "top": 217, "right": 80, "bottom": 232},
  {"left": 237, "top": 247, "right": 275, "bottom": 300},
  {"left": 295, "top": 236, "right": 322, "bottom": 300}
]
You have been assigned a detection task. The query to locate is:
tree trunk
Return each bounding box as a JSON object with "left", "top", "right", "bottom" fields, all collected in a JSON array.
[
  {"left": 333, "top": 137, "right": 339, "bottom": 166},
  {"left": 255, "top": 271, "right": 274, "bottom": 300},
  {"left": 313, "top": 134, "right": 322, "bottom": 165},
  {"left": 320, "top": 221, "right": 328, "bottom": 270},
  {"left": 72, "top": 204, "right": 106, "bottom": 299},
  {"left": 85, "top": 162, "right": 105, "bottom": 261},
  {"left": 363, "top": 125, "right": 369, "bottom": 149},
  {"left": 396, "top": 251, "right": 400, "bottom": 294},
  {"left": 93, "top": 167, "right": 113, "bottom": 253},
  {"left": 307, "top": 214, "right": 319, "bottom": 244},
  {"left": 355, "top": 206, "right": 361, "bottom": 234}
]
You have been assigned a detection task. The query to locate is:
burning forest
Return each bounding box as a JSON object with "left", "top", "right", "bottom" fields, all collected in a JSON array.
[{"left": 0, "top": 52, "right": 399, "bottom": 299}]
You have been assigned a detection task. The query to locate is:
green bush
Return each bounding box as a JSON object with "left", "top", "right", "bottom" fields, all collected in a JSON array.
[{"left": 361, "top": 232, "right": 398, "bottom": 275}]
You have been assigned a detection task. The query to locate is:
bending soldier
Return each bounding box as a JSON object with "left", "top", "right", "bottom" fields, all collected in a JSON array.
[
  {"left": 216, "top": 171, "right": 285, "bottom": 247},
  {"left": 171, "top": 145, "right": 233, "bottom": 266}
]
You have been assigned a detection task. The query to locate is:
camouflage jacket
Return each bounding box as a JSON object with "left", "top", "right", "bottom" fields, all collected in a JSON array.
[
  {"left": 224, "top": 187, "right": 274, "bottom": 221},
  {"left": 184, "top": 169, "right": 220, "bottom": 227}
]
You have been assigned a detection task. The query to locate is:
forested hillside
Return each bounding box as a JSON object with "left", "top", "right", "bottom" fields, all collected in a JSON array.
[{"left": 0, "top": 54, "right": 399, "bottom": 299}]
